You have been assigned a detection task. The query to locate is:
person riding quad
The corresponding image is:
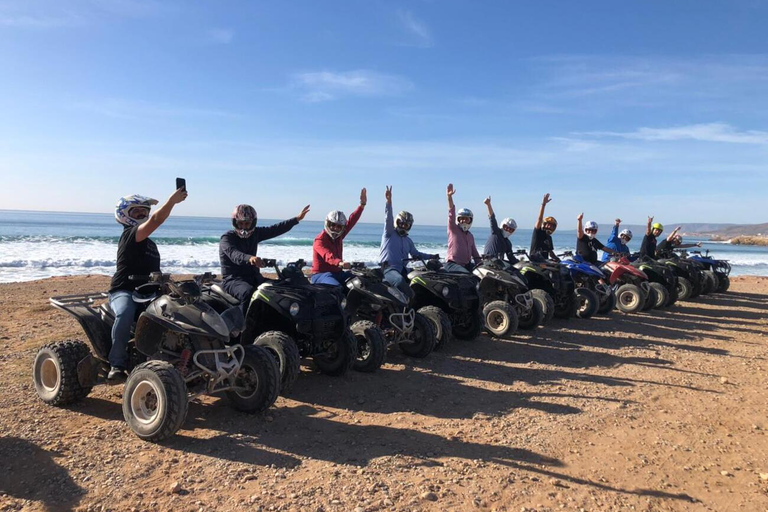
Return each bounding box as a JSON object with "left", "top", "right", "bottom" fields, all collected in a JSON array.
[
  {"left": 107, "top": 186, "right": 188, "bottom": 379},
  {"left": 601, "top": 218, "right": 632, "bottom": 263},
  {"left": 445, "top": 183, "right": 481, "bottom": 273},
  {"left": 482, "top": 196, "right": 518, "bottom": 265},
  {"left": 311, "top": 188, "right": 367, "bottom": 286},
  {"left": 379, "top": 186, "right": 438, "bottom": 295},
  {"left": 531, "top": 193, "right": 559, "bottom": 262},
  {"left": 656, "top": 231, "right": 702, "bottom": 257},
  {"left": 576, "top": 214, "right": 616, "bottom": 265},
  {"left": 639, "top": 216, "right": 664, "bottom": 260},
  {"left": 220, "top": 203, "right": 311, "bottom": 313}
]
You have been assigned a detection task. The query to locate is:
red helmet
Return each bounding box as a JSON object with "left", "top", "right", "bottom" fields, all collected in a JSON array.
[{"left": 232, "top": 204, "right": 257, "bottom": 238}]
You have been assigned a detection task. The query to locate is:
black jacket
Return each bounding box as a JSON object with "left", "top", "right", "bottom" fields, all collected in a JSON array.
[{"left": 219, "top": 218, "right": 299, "bottom": 283}]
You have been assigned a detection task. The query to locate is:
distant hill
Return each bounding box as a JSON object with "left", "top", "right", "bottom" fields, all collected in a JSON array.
[{"left": 684, "top": 223, "right": 768, "bottom": 237}]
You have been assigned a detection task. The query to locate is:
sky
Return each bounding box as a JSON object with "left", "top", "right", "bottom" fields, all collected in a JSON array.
[{"left": 1, "top": 0, "right": 767, "bottom": 227}]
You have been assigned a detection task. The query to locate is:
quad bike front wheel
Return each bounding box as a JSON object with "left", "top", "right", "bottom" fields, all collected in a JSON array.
[
  {"left": 615, "top": 284, "right": 644, "bottom": 313},
  {"left": 452, "top": 311, "right": 483, "bottom": 341},
  {"left": 574, "top": 288, "right": 599, "bottom": 319},
  {"left": 122, "top": 361, "right": 188, "bottom": 442},
  {"left": 717, "top": 275, "right": 730, "bottom": 292},
  {"left": 517, "top": 299, "right": 544, "bottom": 330},
  {"left": 314, "top": 329, "right": 357, "bottom": 376},
  {"left": 649, "top": 283, "right": 669, "bottom": 309},
  {"left": 483, "top": 301, "right": 519, "bottom": 337},
  {"left": 417, "top": 306, "right": 453, "bottom": 350},
  {"left": 227, "top": 345, "right": 281, "bottom": 413},
  {"left": 351, "top": 320, "right": 387, "bottom": 373},
  {"left": 597, "top": 290, "right": 617, "bottom": 315},
  {"left": 642, "top": 286, "right": 657, "bottom": 311},
  {"left": 255, "top": 331, "right": 301, "bottom": 395},
  {"left": 529, "top": 289, "right": 555, "bottom": 325},
  {"left": 33, "top": 340, "right": 93, "bottom": 406},
  {"left": 398, "top": 312, "right": 437, "bottom": 358},
  {"left": 676, "top": 277, "right": 693, "bottom": 301},
  {"left": 702, "top": 271, "right": 719, "bottom": 294}
]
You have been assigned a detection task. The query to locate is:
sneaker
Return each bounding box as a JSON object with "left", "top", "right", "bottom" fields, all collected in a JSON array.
[{"left": 107, "top": 366, "right": 127, "bottom": 381}]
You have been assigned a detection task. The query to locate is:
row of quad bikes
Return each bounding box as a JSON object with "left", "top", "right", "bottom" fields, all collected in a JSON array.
[{"left": 32, "top": 249, "right": 731, "bottom": 442}]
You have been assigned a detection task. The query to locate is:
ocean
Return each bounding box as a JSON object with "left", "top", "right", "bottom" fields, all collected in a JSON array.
[{"left": 1, "top": 210, "right": 767, "bottom": 283}]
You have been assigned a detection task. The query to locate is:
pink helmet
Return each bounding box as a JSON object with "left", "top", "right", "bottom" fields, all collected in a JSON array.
[{"left": 232, "top": 204, "right": 257, "bottom": 238}]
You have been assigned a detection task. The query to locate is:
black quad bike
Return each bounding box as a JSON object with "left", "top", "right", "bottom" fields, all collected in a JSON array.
[
  {"left": 406, "top": 257, "right": 483, "bottom": 348},
  {"left": 343, "top": 263, "right": 437, "bottom": 371},
  {"left": 633, "top": 256, "right": 679, "bottom": 309},
  {"left": 472, "top": 257, "right": 543, "bottom": 337},
  {"left": 201, "top": 259, "right": 357, "bottom": 394},
  {"left": 657, "top": 251, "right": 706, "bottom": 300},
  {"left": 514, "top": 250, "right": 577, "bottom": 321},
  {"left": 33, "top": 272, "right": 280, "bottom": 442}
]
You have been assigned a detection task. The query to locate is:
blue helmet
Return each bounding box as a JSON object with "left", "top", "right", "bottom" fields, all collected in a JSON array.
[{"left": 115, "top": 194, "right": 158, "bottom": 227}]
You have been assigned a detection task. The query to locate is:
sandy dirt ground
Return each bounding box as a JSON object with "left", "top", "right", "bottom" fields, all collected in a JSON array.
[{"left": 1, "top": 274, "right": 767, "bottom": 512}]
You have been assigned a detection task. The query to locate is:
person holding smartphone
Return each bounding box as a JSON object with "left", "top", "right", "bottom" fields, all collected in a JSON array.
[
  {"left": 108, "top": 185, "right": 188, "bottom": 380},
  {"left": 220, "top": 203, "right": 311, "bottom": 313}
]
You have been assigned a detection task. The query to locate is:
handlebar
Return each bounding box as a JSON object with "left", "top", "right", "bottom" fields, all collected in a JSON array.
[{"left": 350, "top": 262, "right": 367, "bottom": 269}]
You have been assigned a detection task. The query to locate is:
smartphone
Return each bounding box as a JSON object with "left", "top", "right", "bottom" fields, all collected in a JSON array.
[{"left": 176, "top": 177, "right": 186, "bottom": 191}]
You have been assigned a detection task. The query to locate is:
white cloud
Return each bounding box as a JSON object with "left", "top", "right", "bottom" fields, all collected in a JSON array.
[
  {"left": 397, "top": 10, "right": 432, "bottom": 48},
  {"left": 206, "top": 28, "right": 234, "bottom": 45},
  {"left": 576, "top": 123, "right": 768, "bottom": 145},
  {"left": 291, "top": 70, "right": 414, "bottom": 102}
]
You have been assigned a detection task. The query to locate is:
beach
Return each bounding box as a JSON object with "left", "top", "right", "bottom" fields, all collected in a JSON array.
[{"left": 1, "top": 274, "right": 767, "bottom": 511}]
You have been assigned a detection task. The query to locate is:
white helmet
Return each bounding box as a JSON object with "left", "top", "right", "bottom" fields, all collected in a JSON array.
[
  {"left": 619, "top": 228, "right": 633, "bottom": 242},
  {"left": 115, "top": 194, "right": 158, "bottom": 227},
  {"left": 457, "top": 208, "right": 473, "bottom": 232},
  {"left": 501, "top": 218, "right": 517, "bottom": 238},
  {"left": 585, "top": 221, "right": 598, "bottom": 239},
  {"left": 324, "top": 210, "right": 347, "bottom": 239}
]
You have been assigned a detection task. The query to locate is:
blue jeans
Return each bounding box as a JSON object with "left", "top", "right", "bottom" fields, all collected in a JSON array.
[
  {"left": 383, "top": 267, "right": 413, "bottom": 297},
  {"left": 311, "top": 271, "right": 353, "bottom": 286},
  {"left": 108, "top": 290, "right": 137, "bottom": 368},
  {"left": 444, "top": 261, "right": 471, "bottom": 273}
]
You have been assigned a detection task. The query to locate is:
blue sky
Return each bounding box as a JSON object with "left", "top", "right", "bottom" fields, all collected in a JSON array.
[{"left": 1, "top": 0, "right": 767, "bottom": 227}]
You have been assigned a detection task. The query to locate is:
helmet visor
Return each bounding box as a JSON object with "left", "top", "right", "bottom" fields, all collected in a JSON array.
[
  {"left": 457, "top": 216, "right": 472, "bottom": 225},
  {"left": 128, "top": 207, "right": 150, "bottom": 221},
  {"left": 327, "top": 222, "right": 344, "bottom": 235},
  {"left": 396, "top": 218, "right": 413, "bottom": 232}
]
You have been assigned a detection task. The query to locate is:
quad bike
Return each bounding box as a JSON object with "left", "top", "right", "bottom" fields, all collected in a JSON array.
[
  {"left": 406, "top": 256, "right": 483, "bottom": 348},
  {"left": 602, "top": 256, "right": 652, "bottom": 314},
  {"left": 657, "top": 250, "right": 707, "bottom": 299},
  {"left": 632, "top": 256, "right": 679, "bottom": 309},
  {"left": 201, "top": 259, "right": 356, "bottom": 394},
  {"left": 514, "top": 250, "right": 577, "bottom": 321},
  {"left": 33, "top": 272, "right": 280, "bottom": 442},
  {"left": 472, "top": 257, "right": 542, "bottom": 337},
  {"left": 687, "top": 249, "right": 731, "bottom": 293},
  {"left": 559, "top": 252, "right": 613, "bottom": 318},
  {"left": 343, "top": 262, "right": 437, "bottom": 371}
]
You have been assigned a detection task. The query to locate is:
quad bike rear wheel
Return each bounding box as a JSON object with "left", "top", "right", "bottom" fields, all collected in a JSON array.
[
  {"left": 597, "top": 290, "right": 617, "bottom": 315},
  {"left": 314, "top": 329, "right": 357, "bottom": 376},
  {"left": 702, "top": 271, "right": 719, "bottom": 294},
  {"left": 227, "top": 345, "right": 281, "bottom": 413},
  {"left": 482, "top": 300, "right": 519, "bottom": 337},
  {"left": 255, "top": 331, "right": 301, "bottom": 394},
  {"left": 398, "top": 312, "right": 437, "bottom": 358},
  {"left": 122, "top": 360, "right": 188, "bottom": 442},
  {"left": 615, "top": 284, "right": 644, "bottom": 313},
  {"left": 417, "top": 306, "right": 453, "bottom": 350},
  {"left": 452, "top": 312, "right": 484, "bottom": 341},
  {"left": 554, "top": 292, "right": 578, "bottom": 319},
  {"left": 33, "top": 340, "right": 93, "bottom": 406},
  {"left": 717, "top": 275, "right": 730, "bottom": 292},
  {"left": 351, "top": 320, "right": 387, "bottom": 373},
  {"left": 574, "top": 288, "right": 599, "bottom": 319},
  {"left": 642, "top": 286, "right": 657, "bottom": 311}
]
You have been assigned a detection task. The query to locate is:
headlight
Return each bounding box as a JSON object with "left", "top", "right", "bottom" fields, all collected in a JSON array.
[
  {"left": 340, "top": 298, "right": 347, "bottom": 309},
  {"left": 441, "top": 286, "right": 450, "bottom": 297},
  {"left": 387, "top": 286, "right": 408, "bottom": 304},
  {"left": 289, "top": 302, "right": 300, "bottom": 316},
  {"left": 346, "top": 277, "right": 363, "bottom": 290}
]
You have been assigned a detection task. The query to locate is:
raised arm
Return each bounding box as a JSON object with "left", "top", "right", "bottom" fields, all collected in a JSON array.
[
  {"left": 447, "top": 184, "right": 458, "bottom": 230},
  {"left": 383, "top": 186, "right": 394, "bottom": 237},
  {"left": 607, "top": 218, "right": 620, "bottom": 244},
  {"left": 485, "top": 196, "right": 501, "bottom": 235},
  {"left": 576, "top": 212, "right": 584, "bottom": 238},
  {"left": 342, "top": 188, "right": 367, "bottom": 239},
  {"left": 667, "top": 226, "right": 682, "bottom": 242},
  {"left": 646, "top": 216, "right": 653, "bottom": 236},
  {"left": 535, "top": 193, "right": 551, "bottom": 229},
  {"left": 136, "top": 187, "right": 187, "bottom": 242},
  {"left": 447, "top": 183, "right": 456, "bottom": 212}
]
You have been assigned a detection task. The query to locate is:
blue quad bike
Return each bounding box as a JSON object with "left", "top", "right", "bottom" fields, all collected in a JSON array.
[
  {"left": 686, "top": 249, "right": 731, "bottom": 293},
  {"left": 560, "top": 252, "right": 617, "bottom": 318}
]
